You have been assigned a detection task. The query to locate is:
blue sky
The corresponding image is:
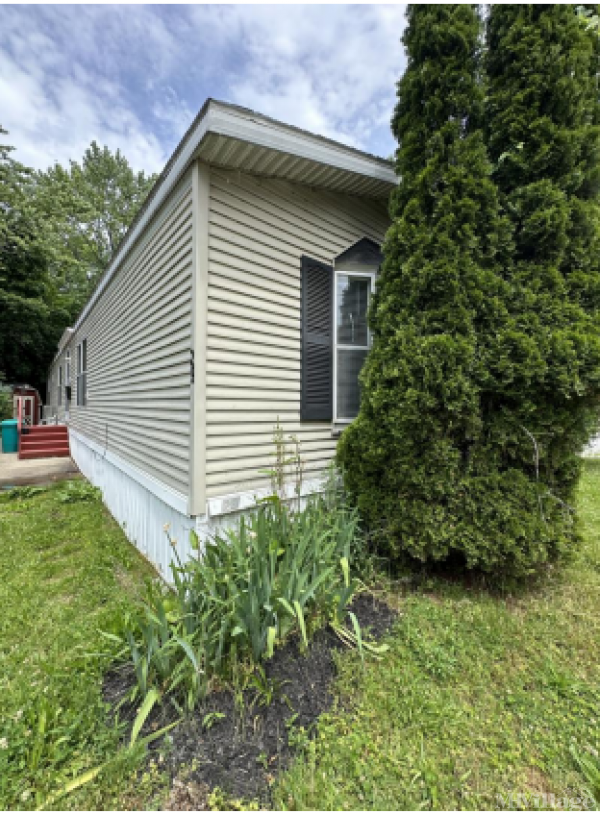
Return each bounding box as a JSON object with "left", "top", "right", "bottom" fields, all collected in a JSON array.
[{"left": 0, "top": 4, "right": 407, "bottom": 175}]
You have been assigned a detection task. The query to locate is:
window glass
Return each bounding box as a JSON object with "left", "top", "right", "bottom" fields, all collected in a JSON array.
[
  {"left": 77, "top": 340, "right": 87, "bottom": 407},
  {"left": 336, "top": 276, "right": 370, "bottom": 346},
  {"left": 335, "top": 273, "right": 372, "bottom": 421},
  {"left": 337, "top": 348, "right": 368, "bottom": 420}
]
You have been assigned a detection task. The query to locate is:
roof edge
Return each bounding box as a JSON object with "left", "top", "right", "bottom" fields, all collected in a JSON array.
[{"left": 72, "top": 99, "right": 397, "bottom": 333}]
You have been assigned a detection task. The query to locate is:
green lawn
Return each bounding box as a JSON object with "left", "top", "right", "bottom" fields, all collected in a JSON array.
[
  {"left": 273, "top": 461, "right": 600, "bottom": 811},
  {"left": 0, "top": 482, "right": 161, "bottom": 811},
  {"left": 2, "top": 467, "right": 600, "bottom": 810}
]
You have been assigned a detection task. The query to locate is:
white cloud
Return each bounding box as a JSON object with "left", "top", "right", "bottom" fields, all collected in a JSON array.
[
  {"left": 0, "top": 5, "right": 174, "bottom": 173},
  {"left": 0, "top": 5, "right": 407, "bottom": 174},
  {"left": 193, "top": 4, "right": 407, "bottom": 150}
]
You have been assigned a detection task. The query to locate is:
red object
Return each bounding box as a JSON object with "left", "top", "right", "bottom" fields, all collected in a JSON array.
[
  {"left": 12, "top": 385, "right": 41, "bottom": 426},
  {"left": 18, "top": 425, "right": 70, "bottom": 460}
]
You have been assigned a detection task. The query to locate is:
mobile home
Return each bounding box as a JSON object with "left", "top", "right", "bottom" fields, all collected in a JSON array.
[{"left": 47, "top": 99, "right": 396, "bottom": 576}]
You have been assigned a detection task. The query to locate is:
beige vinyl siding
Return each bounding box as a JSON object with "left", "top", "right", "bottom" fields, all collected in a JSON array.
[
  {"left": 68, "top": 172, "right": 194, "bottom": 496},
  {"left": 206, "top": 168, "right": 390, "bottom": 498},
  {"left": 48, "top": 349, "right": 69, "bottom": 422}
]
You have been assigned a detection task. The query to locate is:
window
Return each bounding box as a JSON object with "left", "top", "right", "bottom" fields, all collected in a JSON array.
[
  {"left": 77, "top": 339, "right": 87, "bottom": 406},
  {"left": 299, "top": 238, "right": 382, "bottom": 425},
  {"left": 65, "top": 350, "right": 71, "bottom": 386},
  {"left": 58, "top": 365, "right": 63, "bottom": 406},
  {"left": 334, "top": 273, "right": 373, "bottom": 421}
]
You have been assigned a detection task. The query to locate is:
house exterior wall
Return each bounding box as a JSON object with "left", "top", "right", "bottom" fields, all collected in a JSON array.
[
  {"left": 204, "top": 167, "right": 390, "bottom": 501},
  {"left": 47, "top": 350, "right": 66, "bottom": 421},
  {"left": 49, "top": 170, "right": 195, "bottom": 498}
]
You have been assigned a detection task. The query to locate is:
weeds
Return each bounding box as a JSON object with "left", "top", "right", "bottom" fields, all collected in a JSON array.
[
  {"left": 116, "top": 429, "right": 366, "bottom": 711},
  {"left": 2, "top": 485, "right": 45, "bottom": 501},
  {"left": 120, "top": 487, "right": 361, "bottom": 709},
  {"left": 571, "top": 746, "right": 600, "bottom": 805},
  {"left": 55, "top": 480, "right": 101, "bottom": 503}
]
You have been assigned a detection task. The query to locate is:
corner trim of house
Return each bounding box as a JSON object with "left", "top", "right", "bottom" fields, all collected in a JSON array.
[
  {"left": 189, "top": 160, "right": 210, "bottom": 516},
  {"left": 206, "top": 475, "right": 326, "bottom": 519},
  {"left": 68, "top": 427, "right": 189, "bottom": 515}
]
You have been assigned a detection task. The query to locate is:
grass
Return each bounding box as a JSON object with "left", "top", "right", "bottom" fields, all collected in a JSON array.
[
  {"left": 273, "top": 461, "right": 600, "bottom": 811},
  {"left": 0, "top": 481, "right": 163, "bottom": 811},
  {"left": 3, "top": 464, "right": 600, "bottom": 810}
]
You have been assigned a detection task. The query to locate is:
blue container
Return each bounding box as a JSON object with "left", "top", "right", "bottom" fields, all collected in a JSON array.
[{"left": 1, "top": 419, "right": 18, "bottom": 453}]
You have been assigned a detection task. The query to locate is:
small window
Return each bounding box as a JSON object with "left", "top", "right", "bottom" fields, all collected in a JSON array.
[
  {"left": 334, "top": 274, "right": 373, "bottom": 421},
  {"left": 299, "top": 238, "right": 381, "bottom": 425},
  {"left": 58, "top": 365, "right": 63, "bottom": 406},
  {"left": 65, "top": 350, "right": 71, "bottom": 386},
  {"left": 77, "top": 339, "right": 87, "bottom": 407}
]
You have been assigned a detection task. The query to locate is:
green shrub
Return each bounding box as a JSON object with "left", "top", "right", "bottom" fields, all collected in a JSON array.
[
  {"left": 483, "top": 5, "right": 600, "bottom": 552},
  {"left": 338, "top": 5, "right": 538, "bottom": 575},
  {"left": 116, "top": 477, "right": 362, "bottom": 711},
  {"left": 337, "top": 5, "right": 600, "bottom": 577}
]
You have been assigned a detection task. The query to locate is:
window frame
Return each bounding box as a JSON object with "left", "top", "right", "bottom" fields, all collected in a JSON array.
[
  {"left": 333, "top": 267, "right": 376, "bottom": 424},
  {"left": 76, "top": 338, "right": 87, "bottom": 407},
  {"left": 58, "top": 364, "right": 63, "bottom": 406}
]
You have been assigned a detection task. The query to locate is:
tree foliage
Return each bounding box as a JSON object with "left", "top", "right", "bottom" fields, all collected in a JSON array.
[
  {"left": 337, "top": 4, "right": 600, "bottom": 576},
  {"left": 483, "top": 4, "right": 600, "bottom": 556},
  {"left": 0, "top": 129, "right": 156, "bottom": 393},
  {"left": 33, "top": 142, "right": 156, "bottom": 306},
  {"left": 0, "top": 127, "right": 71, "bottom": 393}
]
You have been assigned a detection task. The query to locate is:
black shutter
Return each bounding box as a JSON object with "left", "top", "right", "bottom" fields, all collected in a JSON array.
[{"left": 301, "top": 255, "right": 333, "bottom": 421}]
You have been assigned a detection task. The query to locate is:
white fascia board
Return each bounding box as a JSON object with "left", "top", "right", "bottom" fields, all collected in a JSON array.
[
  {"left": 58, "top": 327, "right": 74, "bottom": 351},
  {"left": 71, "top": 101, "right": 396, "bottom": 334},
  {"left": 49, "top": 328, "right": 75, "bottom": 368},
  {"left": 69, "top": 427, "right": 189, "bottom": 515}
]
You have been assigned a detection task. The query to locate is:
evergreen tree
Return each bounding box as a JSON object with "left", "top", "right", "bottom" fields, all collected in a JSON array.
[
  {"left": 337, "top": 5, "right": 571, "bottom": 575},
  {"left": 482, "top": 5, "right": 600, "bottom": 543}
]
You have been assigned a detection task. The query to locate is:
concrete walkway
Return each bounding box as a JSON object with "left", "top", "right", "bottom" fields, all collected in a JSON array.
[{"left": 0, "top": 453, "right": 79, "bottom": 488}]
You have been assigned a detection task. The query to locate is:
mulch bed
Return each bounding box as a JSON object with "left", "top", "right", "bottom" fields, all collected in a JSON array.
[{"left": 103, "top": 593, "right": 397, "bottom": 809}]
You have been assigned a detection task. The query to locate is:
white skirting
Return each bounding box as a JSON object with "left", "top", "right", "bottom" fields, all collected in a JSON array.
[
  {"left": 69, "top": 429, "right": 327, "bottom": 582},
  {"left": 69, "top": 430, "right": 195, "bottom": 579}
]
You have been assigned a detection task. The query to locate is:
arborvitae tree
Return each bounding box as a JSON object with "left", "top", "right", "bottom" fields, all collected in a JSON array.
[
  {"left": 337, "top": 5, "right": 578, "bottom": 575},
  {"left": 482, "top": 5, "right": 600, "bottom": 547}
]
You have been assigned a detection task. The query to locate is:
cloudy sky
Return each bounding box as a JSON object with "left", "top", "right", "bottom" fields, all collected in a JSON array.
[{"left": 1, "top": 4, "right": 407, "bottom": 176}]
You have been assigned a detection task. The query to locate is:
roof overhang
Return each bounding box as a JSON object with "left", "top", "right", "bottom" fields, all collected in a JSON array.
[
  {"left": 196, "top": 102, "right": 397, "bottom": 198},
  {"left": 48, "top": 327, "right": 74, "bottom": 369},
  {"left": 58, "top": 327, "right": 74, "bottom": 352},
  {"left": 73, "top": 99, "right": 397, "bottom": 332}
]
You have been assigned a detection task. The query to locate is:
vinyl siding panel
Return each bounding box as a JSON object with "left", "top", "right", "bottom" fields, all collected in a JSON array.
[
  {"left": 47, "top": 349, "right": 69, "bottom": 423},
  {"left": 65, "top": 172, "right": 194, "bottom": 496},
  {"left": 206, "top": 168, "right": 389, "bottom": 497}
]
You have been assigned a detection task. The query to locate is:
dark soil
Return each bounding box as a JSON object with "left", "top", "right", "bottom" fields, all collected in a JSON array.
[{"left": 103, "top": 593, "right": 397, "bottom": 808}]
